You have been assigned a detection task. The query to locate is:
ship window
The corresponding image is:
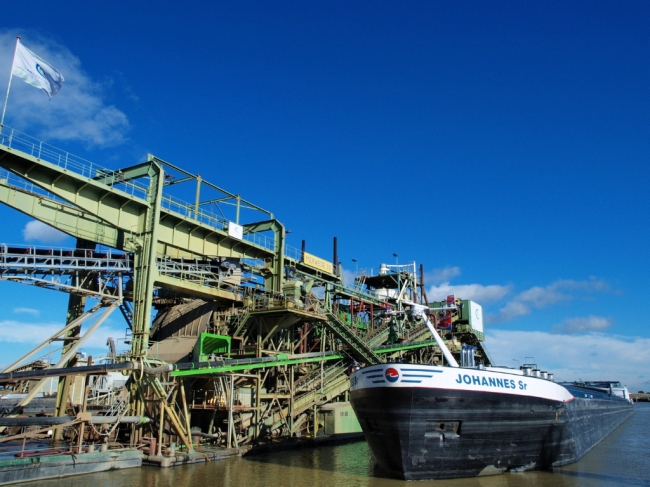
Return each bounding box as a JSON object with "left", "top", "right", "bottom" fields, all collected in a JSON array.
[{"left": 425, "top": 420, "right": 461, "bottom": 437}]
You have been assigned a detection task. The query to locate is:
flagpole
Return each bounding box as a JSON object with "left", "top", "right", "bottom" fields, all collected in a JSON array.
[{"left": 0, "top": 36, "right": 21, "bottom": 130}]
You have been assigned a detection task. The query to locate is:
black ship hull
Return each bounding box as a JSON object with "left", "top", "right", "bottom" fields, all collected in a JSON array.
[{"left": 350, "top": 365, "right": 634, "bottom": 480}]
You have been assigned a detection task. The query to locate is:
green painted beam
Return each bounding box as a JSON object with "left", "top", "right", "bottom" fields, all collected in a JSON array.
[
  {"left": 171, "top": 353, "right": 344, "bottom": 377},
  {"left": 169, "top": 340, "right": 439, "bottom": 377},
  {"left": 0, "top": 183, "right": 123, "bottom": 249},
  {"left": 129, "top": 160, "right": 162, "bottom": 357}
]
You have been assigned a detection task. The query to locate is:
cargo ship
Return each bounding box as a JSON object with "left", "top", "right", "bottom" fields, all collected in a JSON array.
[
  {"left": 350, "top": 362, "right": 633, "bottom": 479},
  {"left": 348, "top": 277, "right": 634, "bottom": 480}
]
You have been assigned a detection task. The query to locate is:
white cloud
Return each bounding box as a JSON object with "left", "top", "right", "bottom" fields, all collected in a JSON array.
[
  {"left": 13, "top": 307, "right": 40, "bottom": 316},
  {"left": 426, "top": 266, "right": 461, "bottom": 285},
  {"left": 552, "top": 315, "right": 614, "bottom": 335},
  {"left": 486, "top": 329, "right": 650, "bottom": 392},
  {"left": 0, "top": 32, "right": 129, "bottom": 147},
  {"left": 423, "top": 265, "right": 510, "bottom": 304},
  {"left": 23, "top": 220, "right": 68, "bottom": 243},
  {"left": 0, "top": 318, "right": 124, "bottom": 348},
  {"left": 492, "top": 278, "right": 609, "bottom": 323},
  {"left": 427, "top": 282, "right": 510, "bottom": 304},
  {"left": 0, "top": 315, "right": 128, "bottom": 367},
  {"left": 0, "top": 320, "right": 61, "bottom": 343}
]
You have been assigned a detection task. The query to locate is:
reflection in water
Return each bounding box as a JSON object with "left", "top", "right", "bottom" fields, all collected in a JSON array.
[{"left": 29, "top": 404, "right": 650, "bottom": 487}]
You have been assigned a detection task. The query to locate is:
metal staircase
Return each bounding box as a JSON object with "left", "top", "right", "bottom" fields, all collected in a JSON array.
[
  {"left": 231, "top": 308, "right": 252, "bottom": 337},
  {"left": 269, "top": 372, "right": 350, "bottom": 432},
  {"left": 365, "top": 320, "right": 391, "bottom": 346},
  {"left": 106, "top": 386, "right": 130, "bottom": 417},
  {"left": 323, "top": 312, "right": 382, "bottom": 365},
  {"left": 119, "top": 301, "right": 134, "bottom": 331}
]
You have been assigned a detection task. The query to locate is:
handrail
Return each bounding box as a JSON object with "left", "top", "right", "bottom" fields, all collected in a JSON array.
[{"left": 0, "top": 127, "right": 310, "bottom": 261}]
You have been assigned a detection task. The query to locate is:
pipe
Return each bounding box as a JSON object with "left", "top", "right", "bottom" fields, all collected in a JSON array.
[
  {"left": 135, "top": 363, "right": 174, "bottom": 375},
  {"left": 402, "top": 300, "right": 459, "bottom": 367},
  {"left": 0, "top": 416, "right": 151, "bottom": 426},
  {"left": 422, "top": 314, "right": 459, "bottom": 367},
  {"left": 0, "top": 362, "right": 134, "bottom": 383},
  {"left": 0, "top": 361, "right": 180, "bottom": 383},
  {"left": 0, "top": 350, "right": 344, "bottom": 383},
  {"left": 419, "top": 263, "right": 428, "bottom": 305}
]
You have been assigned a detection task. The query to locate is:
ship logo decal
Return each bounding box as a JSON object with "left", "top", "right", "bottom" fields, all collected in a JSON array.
[
  {"left": 399, "top": 367, "right": 441, "bottom": 383},
  {"left": 361, "top": 369, "right": 388, "bottom": 383},
  {"left": 385, "top": 367, "right": 400, "bottom": 382},
  {"left": 361, "top": 366, "right": 441, "bottom": 384}
]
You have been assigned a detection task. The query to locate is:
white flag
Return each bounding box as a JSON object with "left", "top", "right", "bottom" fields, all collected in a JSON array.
[{"left": 12, "top": 41, "right": 64, "bottom": 98}]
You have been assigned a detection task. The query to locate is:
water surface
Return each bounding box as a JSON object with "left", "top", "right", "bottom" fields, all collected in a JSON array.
[{"left": 31, "top": 403, "right": 650, "bottom": 487}]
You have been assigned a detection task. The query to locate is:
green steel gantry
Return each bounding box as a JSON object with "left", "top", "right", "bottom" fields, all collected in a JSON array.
[
  {"left": 0, "top": 130, "right": 287, "bottom": 358},
  {"left": 0, "top": 127, "right": 487, "bottom": 450}
]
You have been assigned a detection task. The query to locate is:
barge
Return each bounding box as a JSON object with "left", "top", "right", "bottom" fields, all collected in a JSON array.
[{"left": 349, "top": 293, "right": 634, "bottom": 481}]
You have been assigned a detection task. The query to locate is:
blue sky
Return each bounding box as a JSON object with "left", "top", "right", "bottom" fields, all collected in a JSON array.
[{"left": 0, "top": 2, "right": 649, "bottom": 390}]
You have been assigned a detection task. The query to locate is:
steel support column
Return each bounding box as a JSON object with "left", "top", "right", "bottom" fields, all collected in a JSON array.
[{"left": 53, "top": 238, "right": 95, "bottom": 439}]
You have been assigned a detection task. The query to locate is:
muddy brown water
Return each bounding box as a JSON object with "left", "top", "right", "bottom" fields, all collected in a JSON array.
[{"left": 27, "top": 402, "right": 650, "bottom": 487}]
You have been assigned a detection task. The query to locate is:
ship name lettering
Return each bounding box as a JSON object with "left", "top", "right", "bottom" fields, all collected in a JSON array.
[{"left": 454, "top": 374, "right": 519, "bottom": 391}]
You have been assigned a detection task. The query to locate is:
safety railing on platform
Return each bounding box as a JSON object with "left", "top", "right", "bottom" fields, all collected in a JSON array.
[
  {"left": 0, "top": 128, "right": 322, "bottom": 265},
  {"left": 0, "top": 127, "right": 278, "bottom": 253},
  {"left": 0, "top": 168, "right": 62, "bottom": 203},
  {"left": 284, "top": 245, "right": 302, "bottom": 261},
  {"left": 243, "top": 231, "right": 275, "bottom": 251},
  {"left": 0, "top": 127, "right": 149, "bottom": 199},
  {"left": 156, "top": 254, "right": 247, "bottom": 296}
]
